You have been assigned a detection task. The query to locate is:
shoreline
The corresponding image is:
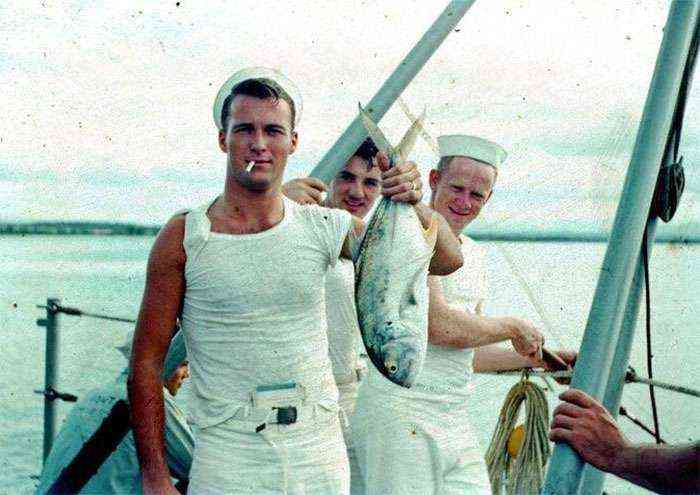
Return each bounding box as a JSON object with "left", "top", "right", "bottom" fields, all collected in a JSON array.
[{"left": 2, "top": 222, "right": 698, "bottom": 244}]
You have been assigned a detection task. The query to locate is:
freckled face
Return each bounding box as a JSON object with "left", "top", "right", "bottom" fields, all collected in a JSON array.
[
  {"left": 429, "top": 157, "right": 496, "bottom": 233},
  {"left": 218, "top": 94, "right": 297, "bottom": 191},
  {"left": 328, "top": 156, "right": 382, "bottom": 218}
]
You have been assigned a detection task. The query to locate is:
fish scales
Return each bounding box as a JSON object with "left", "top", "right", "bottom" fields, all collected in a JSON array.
[
  {"left": 353, "top": 103, "right": 435, "bottom": 387},
  {"left": 354, "top": 193, "right": 435, "bottom": 388}
]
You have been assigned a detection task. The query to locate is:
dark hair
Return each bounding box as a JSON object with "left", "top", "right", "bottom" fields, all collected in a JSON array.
[
  {"left": 220, "top": 78, "right": 296, "bottom": 131},
  {"left": 353, "top": 138, "right": 379, "bottom": 168}
]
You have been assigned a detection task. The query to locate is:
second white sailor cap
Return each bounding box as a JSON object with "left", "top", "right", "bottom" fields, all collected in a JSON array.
[
  {"left": 212, "top": 67, "right": 303, "bottom": 131},
  {"left": 437, "top": 134, "right": 507, "bottom": 168},
  {"left": 117, "top": 329, "right": 187, "bottom": 381}
]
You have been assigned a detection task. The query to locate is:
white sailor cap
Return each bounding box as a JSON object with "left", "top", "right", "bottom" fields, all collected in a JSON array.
[
  {"left": 117, "top": 330, "right": 187, "bottom": 381},
  {"left": 212, "top": 67, "right": 303, "bottom": 131},
  {"left": 437, "top": 134, "right": 507, "bottom": 168}
]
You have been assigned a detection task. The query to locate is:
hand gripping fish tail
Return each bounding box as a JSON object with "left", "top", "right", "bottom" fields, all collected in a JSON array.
[{"left": 354, "top": 106, "right": 432, "bottom": 388}]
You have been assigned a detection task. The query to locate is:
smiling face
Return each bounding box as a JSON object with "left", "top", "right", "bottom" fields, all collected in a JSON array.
[
  {"left": 218, "top": 94, "right": 298, "bottom": 192},
  {"left": 327, "top": 156, "right": 382, "bottom": 218},
  {"left": 429, "top": 156, "right": 496, "bottom": 233}
]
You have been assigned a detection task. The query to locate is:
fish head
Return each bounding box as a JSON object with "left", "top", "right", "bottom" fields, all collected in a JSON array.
[{"left": 379, "top": 337, "right": 420, "bottom": 388}]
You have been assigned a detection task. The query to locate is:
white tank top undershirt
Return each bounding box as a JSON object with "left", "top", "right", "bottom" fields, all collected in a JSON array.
[
  {"left": 411, "top": 234, "right": 489, "bottom": 401},
  {"left": 324, "top": 258, "right": 364, "bottom": 383},
  {"left": 180, "top": 196, "right": 353, "bottom": 428}
]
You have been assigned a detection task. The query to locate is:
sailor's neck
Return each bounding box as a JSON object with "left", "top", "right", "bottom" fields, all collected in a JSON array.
[{"left": 212, "top": 185, "right": 285, "bottom": 234}]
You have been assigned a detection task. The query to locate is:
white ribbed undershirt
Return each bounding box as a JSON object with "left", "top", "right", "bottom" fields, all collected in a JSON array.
[
  {"left": 412, "top": 234, "right": 489, "bottom": 400},
  {"left": 180, "top": 197, "right": 352, "bottom": 428}
]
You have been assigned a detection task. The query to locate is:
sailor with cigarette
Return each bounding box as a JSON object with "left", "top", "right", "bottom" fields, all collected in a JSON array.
[{"left": 127, "top": 67, "right": 461, "bottom": 494}]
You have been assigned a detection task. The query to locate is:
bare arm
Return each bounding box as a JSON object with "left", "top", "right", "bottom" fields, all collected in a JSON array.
[
  {"left": 427, "top": 276, "right": 542, "bottom": 354},
  {"left": 127, "top": 215, "right": 186, "bottom": 495},
  {"left": 611, "top": 442, "right": 700, "bottom": 494},
  {"left": 472, "top": 345, "right": 538, "bottom": 372},
  {"left": 550, "top": 389, "right": 700, "bottom": 494},
  {"left": 428, "top": 277, "right": 513, "bottom": 348}
]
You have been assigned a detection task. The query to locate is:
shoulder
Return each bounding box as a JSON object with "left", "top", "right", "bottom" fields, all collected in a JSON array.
[{"left": 149, "top": 213, "right": 188, "bottom": 270}]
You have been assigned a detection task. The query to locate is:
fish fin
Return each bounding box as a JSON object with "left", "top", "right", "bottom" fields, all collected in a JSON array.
[
  {"left": 358, "top": 103, "right": 396, "bottom": 161},
  {"left": 397, "top": 108, "right": 426, "bottom": 163},
  {"left": 397, "top": 99, "right": 440, "bottom": 156}
]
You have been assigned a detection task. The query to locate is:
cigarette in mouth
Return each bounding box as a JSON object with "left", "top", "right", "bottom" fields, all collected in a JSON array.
[{"left": 246, "top": 161, "right": 255, "bottom": 173}]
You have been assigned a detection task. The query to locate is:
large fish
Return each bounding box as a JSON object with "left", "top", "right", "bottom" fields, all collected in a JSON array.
[{"left": 354, "top": 105, "right": 437, "bottom": 388}]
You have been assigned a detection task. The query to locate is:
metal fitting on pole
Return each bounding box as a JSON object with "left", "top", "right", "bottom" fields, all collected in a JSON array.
[{"left": 37, "top": 297, "right": 61, "bottom": 464}]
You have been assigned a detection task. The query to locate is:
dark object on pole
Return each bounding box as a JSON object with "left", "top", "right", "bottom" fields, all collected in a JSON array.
[
  {"left": 37, "top": 298, "right": 61, "bottom": 464},
  {"left": 46, "top": 400, "right": 131, "bottom": 495}
]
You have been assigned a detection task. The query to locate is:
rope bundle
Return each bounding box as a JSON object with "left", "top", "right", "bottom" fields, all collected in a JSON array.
[{"left": 485, "top": 373, "right": 551, "bottom": 494}]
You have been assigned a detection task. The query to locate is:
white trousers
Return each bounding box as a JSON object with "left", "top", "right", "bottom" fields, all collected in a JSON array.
[
  {"left": 188, "top": 403, "right": 349, "bottom": 494},
  {"left": 351, "top": 373, "right": 491, "bottom": 495},
  {"left": 337, "top": 380, "right": 364, "bottom": 495}
]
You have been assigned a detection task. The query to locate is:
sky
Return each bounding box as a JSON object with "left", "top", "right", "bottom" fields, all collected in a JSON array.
[{"left": 1, "top": 0, "right": 698, "bottom": 234}]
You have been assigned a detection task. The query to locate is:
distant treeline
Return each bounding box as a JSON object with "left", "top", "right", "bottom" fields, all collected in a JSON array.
[
  {"left": 0, "top": 222, "right": 160, "bottom": 236},
  {"left": 469, "top": 230, "right": 700, "bottom": 244},
  {"left": 1, "top": 221, "right": 698, "bottom": 243}
]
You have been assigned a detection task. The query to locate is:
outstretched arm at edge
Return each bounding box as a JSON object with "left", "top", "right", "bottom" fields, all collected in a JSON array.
[
  {"left": 610, "top": 442, "right": 700, "bottom": 494},
  {"left": 127, "top": 214, "right": 186, "bottom": 495},
  {"left": 550, "top": 389, "right": 700, "bottom": 494}
]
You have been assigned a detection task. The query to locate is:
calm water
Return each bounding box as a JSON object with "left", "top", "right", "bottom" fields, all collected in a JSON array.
[{"left": 1, "top": 235, "right": 698, "bottom": 494}]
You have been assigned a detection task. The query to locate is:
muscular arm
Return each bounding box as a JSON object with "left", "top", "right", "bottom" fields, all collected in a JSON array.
[
  {"left": 472, "top": 345, "right": 538, "bottom": 372},
  {"left": 127, "top": 215, "right": 186, "bottom": 494},
  {"left": 427, "top": 276, "right": 512, "bottom": 348},
  {"left": 611, "top": 442, "right": 700, "bottom": 494},
  {"left": 550, "top": 389, "right": 699, "bottom": 494}
]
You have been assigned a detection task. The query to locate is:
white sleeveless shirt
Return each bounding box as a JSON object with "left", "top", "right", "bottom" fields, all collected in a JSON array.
[
  {"left": 180, "top": 196, "right": 352, "bottom": 428},
  {"left": 411, "top": 235, "right": 489, "bottom": 401},
  {"left": 324, "top": 258, "right": 364, "bottom": 382}
]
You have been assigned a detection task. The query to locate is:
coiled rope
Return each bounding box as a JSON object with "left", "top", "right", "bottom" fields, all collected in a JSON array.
[{"left": 485, "top": 372, "right": 551, "bottom": 495}]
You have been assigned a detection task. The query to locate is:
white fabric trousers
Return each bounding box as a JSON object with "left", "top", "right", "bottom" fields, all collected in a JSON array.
[
  {"left": 337, "top": 380, "right": 363, "bottom": 495},
  {"left": 351, "top": 372, "right": 491, "bottom": 495},
  {"left": 188, "top": 404, "right": 349, "bottom": 494}
]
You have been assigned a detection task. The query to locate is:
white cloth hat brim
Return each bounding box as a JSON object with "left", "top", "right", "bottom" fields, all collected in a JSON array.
[
  {"left": 117, "top": 329, "right": 186, "bottom": 381},
  {"left": 213, "top": 67, "right": 302, "bottom": 130},
  {"left": 437, "top": 134, "right": 507, "bottom": 168}
]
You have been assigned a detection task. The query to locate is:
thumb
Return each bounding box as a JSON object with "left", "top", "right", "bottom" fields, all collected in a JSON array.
[{"left": 304, "top": 177, "right": 328, "bottom": 192}]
